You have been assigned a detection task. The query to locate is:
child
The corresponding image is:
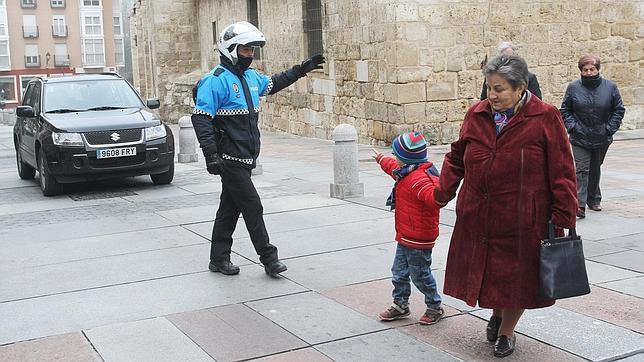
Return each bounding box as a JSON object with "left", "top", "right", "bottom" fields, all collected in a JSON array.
[{"left": 373, "top": 131, "right": 444, "bottom": 325}]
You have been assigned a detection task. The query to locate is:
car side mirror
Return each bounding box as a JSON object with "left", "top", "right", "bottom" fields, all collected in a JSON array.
[
  {"left": 16, "top": 105, "right": 35, "bottom": 117},
  {"left": 146, "top": 98, "right": 160, "bottom": 109}
]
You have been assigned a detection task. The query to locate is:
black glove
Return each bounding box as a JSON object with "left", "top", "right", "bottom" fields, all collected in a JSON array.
[
  {"left": 296, "top": 54, "right": 325, "bottom": 77},
  {"left": 205, "top": 153, "right": 225, "bottom": 175}
]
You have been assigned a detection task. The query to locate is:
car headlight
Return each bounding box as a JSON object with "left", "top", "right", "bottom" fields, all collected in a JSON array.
[
  {"left": 145, "top": 125, "right": 167, "bottom": 141},
  {"left": 52, "top": 132, "right": 83, "bottom": 146}
]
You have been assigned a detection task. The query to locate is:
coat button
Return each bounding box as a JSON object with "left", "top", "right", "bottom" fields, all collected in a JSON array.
[
  {"left": 483, "top": 193, "right": 489, "bottom": 199},
  {"left": 481, "top": 237, "right": 487, "bottom": 244}
]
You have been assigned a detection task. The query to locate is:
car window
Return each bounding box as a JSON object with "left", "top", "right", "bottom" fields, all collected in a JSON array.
[
  {"left": 32, "top": 83, "right": 41, "bottom": 114},
  {"left": 44, "top": 79, "right": 144, "bottom": 112},
  {"left": 22, "top": 83, "right": 34, "bottom": 106}
]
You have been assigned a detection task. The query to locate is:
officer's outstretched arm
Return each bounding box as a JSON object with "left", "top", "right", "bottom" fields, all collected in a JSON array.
[{"left": 268, "top": 54, "right": 326, "bottom": 95}]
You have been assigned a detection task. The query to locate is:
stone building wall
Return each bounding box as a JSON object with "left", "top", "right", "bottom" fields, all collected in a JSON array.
[
  {"left": 129, "top": 0, "right": 202, "bottom": 121},
  {"left": 132, "top": 0, "right": 643, "bottom": 144}
]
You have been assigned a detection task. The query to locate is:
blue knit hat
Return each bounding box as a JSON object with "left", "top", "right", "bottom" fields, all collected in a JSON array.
[{"left": 392, "top": 132, "right": 427, "bottom": 164}]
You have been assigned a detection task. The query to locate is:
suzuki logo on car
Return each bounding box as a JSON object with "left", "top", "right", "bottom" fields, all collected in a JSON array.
[{"left": 110, "top": 132, "right": 121, "bottom": 142}]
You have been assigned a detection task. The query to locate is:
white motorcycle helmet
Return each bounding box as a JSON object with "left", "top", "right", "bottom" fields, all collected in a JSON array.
[{"left": 218, "top": 21, "right": 266, "bottom": 65}]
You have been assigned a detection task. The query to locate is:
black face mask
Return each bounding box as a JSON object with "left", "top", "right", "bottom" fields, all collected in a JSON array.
[
  {"left": 234, "top": 56, "right": 253, "bottom": 73},
  {"left": 581, "top": 74, "right": 601, "bottom": 88}
]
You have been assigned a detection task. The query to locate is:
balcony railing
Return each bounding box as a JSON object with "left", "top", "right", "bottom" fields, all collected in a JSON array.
[
  {"left": 22, "top": 26, "right": 39, "bottom": 38},
  {"left": 54, "top": 54, "right": 70, "bottom": 67},
  {"left": 25, "top": 56, "right": 41, "bottom": 68},
  {"left": 52, "top": 25, "right": 67, "bottom": 37},
  {"left": 21, "top": 0, "right": 37, "bottom": 8}
]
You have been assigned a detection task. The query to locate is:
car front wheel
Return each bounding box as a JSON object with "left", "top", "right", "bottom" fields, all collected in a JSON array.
[
  {"left": 150, "top": 161, "right": 174, "bottom": 185},
  {"left": 16, "top": 148, "right": 36, "bottom": 180},
  {"left": 39, "top": 150, "right": 64, "bottom": 196}
]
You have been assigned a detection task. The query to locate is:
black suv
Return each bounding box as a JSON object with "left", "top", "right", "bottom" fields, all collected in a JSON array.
[{"left": 13, "top": 73, "right": 174, "bottom": 196}]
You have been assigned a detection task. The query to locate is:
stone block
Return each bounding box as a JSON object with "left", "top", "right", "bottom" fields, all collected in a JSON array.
[
  {"left": 419, "top": 49, "right": 433, "bottom": 66},
  {"left": 635, "top": 88, "right": 644, "bottom": 105},
  {"left": 458, "top": 71, "right": 479, "bottom": 100},
  {"left": 446, "top": 46, "right": 464, "bottom": 72},
  {"left": 433, "top": 49, "right": 446, "bottom": 72},
  {"left": 402, "top": 22, "right": 428, "bottom": 42},
  {"left": 403, "top": 102, "right": 426, "bottom": 123},
  {"left": 630, "top": 40, "right": 644, "bottom": 61},
  {"left": 612, "top": 22, "right": 639, "bottom": 40},
  {"left": 427, "top": 27, "right": 455, "bottom": 47},
  {"left": 384, "top": 82, "right": 426, "bottom": 104},
  {"left": 395, "top": 42, "right": 420, "bottom": 67},
  {"left": 364, "top": 100, "right": 388, "bottom": 121},
  {"left": 391, "top": 66, "right": 432, "bottom": 83},
  {"left": 355, "top": 60, "right": 369, "bottom": 82},
  {"left": 441, "top": 121, "right": 462, "bottom": 143},
  {"left": 387, "top": 103, "right": 404, "bottom": 124},
  {"left": 418, "top": 4, "right": 446, "bottom": 25},
  {"left": 426, "top": 101, "right": 449, "bottom": 123},
  {"left": 427, "top": 72, "right": 458, "bottom": 101},
  {"left": 394, "top": 3, "right": 419, "bottom": 22}
]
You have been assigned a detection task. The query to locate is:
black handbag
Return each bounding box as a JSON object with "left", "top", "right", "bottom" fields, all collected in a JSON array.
[{"left": 539, "top": 222, "right": 591, "bottom": 299}]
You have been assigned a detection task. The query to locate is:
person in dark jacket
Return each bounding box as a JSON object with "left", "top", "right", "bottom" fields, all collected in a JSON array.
[
  {"left": 192, "top": 21, "right": 325, "bottom": 276},
  {"left": 480, "top": 42, "right": 542, "bottom": 100},
  {"left": 435, "top": 54, "right": 577, "bottom": 358},
  {"left": 372, "top": 132, "right": 444, "bottom": 326},
  {"left": 560, "top": 54, "right": 625, "bottom": 219}
]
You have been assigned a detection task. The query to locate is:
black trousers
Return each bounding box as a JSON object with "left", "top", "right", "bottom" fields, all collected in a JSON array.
[
  {"left": 572, "top": 144, "right": 609, "bottom": 208},
  {"left": 210, "top": 164, "right": 278, "bottom": 265}
]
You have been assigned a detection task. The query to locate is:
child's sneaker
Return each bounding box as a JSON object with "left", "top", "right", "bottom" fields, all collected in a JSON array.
[
  {"left": 419, "top": 306, "right": 445, "bottom": 325},
  {"left": 378, "top": 302, "right": 410, "bottom": 321}
]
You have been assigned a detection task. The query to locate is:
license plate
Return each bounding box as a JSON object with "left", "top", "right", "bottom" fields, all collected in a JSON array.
[{"left": 96, "top": 147, "right": 137, "bottom": 159}]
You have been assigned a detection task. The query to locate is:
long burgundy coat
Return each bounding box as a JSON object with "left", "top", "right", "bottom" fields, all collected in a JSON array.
[{"left": 434, "top": 96, "right": 577, "bottom": 309}]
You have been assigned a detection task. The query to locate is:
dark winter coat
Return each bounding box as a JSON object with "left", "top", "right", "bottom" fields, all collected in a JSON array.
[
  {"left": 560, "top": 77, "right": 625, "bottom": 149},
  {"left": 434, "top": 96, "right": 577, "bottom": 309},
  {"left": 480, "top": 72, "right": 542, "bottom": 100},
  {"left": 376, "top": 157, "right": 441, "bottom": 249}
]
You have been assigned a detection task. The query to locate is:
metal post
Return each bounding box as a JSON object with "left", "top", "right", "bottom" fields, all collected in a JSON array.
[
  {"left": 177, "top": 115, "right": 198, "bottom": 163},
  {"left": 330, "top": 124, "right": 364, "bottom": 199}
]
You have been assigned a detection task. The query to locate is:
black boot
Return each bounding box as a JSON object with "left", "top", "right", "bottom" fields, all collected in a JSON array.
[
  {"left": 264, "top": 260, "right": 287, "bottom": 276},
  {"left": 486, "top": 316, "right": 502, "bottom": 342},
  {"left": 494, "top": 334, "right": 516, "bottom": 357},
  {"left": 209, "top": 261, "right": 240, "bottom": 275}
]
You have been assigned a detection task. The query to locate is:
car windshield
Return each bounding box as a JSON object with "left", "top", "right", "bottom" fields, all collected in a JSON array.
[{"left": 44, "top": 79, "right": 144, "bottom": 113}]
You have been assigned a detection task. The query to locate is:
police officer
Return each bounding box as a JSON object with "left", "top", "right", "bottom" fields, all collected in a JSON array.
[{"left": 192, "top": 21, "right": 325, "bottom": 276}]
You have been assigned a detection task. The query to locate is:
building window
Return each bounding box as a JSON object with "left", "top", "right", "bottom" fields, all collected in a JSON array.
[
  {"left": 247, "top": 0, "right": 261, "bottom": 60},
  {"left": 82, "top": 38, "right": 104, "bottom": 66},
  {"left": 83, "top": 0, "right": 100, "bottom": 6},
  {"left": 114, "top": 38, "right": 124, "bottom": 65},
  {"left": 0, "top": 76, "right": 17, "bottom": 102},
  {"left": 52, "top": 16, "right": 67, "bottom": 37},
  {"left": 303, "top": 0, "right": 323, "bottom": 57},
  {"left": 50, "top": 0, "right": 64, "bottom": 7},
  {"left": 83, "top": 16, "right": 102, "bottom": 35},
  {"left": 25, "top": 44, "right": 39, "bottom": 67},
  {"left": 23, "top": 15, "right": 39, "bottom": 38},
  {"left": 21, "top": 0, "right": 37, "bottom": 8},
  {"left": 113, "top": 16, "right": 121, "bottom": 35},
  {"left": 0, "top": 7, "right": 6, "bottom": 36},
  {"left": 0, "top": 41, "right": 10, "bottom": 69},
  {"left": 54, "top": 43, "right": 68, "bottom": 66}
]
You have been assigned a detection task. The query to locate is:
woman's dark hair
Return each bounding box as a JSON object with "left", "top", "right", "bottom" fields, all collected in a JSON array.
[
  {"left": 482, "top": 54, "right": 529, "bottom": 90},
  {"left": 578, "top": 54, "right": 601, "bottom": 71}
]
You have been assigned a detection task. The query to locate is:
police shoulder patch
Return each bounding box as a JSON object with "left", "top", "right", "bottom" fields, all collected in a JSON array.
[{"left": 213, "top": 68, "right": 225, "bottom": 76}]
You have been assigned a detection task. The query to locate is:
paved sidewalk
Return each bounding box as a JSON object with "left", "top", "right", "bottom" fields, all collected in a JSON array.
[{"left": 0, "top": 124, "right": 642, "bottom": 361}]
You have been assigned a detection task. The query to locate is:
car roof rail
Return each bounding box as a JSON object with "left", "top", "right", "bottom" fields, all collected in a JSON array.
[{"left": 99, "top": 72, "right": 122, "bottom": 78}]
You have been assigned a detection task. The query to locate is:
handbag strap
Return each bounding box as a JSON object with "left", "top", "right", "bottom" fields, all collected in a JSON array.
[{"left": 547, "top": 221, "right": 577, "bottom": 239}]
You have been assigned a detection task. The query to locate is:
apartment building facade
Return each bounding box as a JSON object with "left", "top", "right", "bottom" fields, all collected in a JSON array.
[{"left": 0, "top": 0, "right": 126, "bottom": 108}]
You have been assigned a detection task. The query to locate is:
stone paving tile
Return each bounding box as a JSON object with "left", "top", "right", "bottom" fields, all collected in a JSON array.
[
  {"left": 585, "top": 260, "right": 642, "bottom": 284},
  {"left": 232, "top": 217, "right": 394, "bottom": 260},
  {"left": 246, "top": 292, "right": 385, "bottom": 345},
  {"left": 84, "top": 317, "right": 213, "bottom": 362},
  {"left": 576, "top": 214, "right": 644, "bottom": 241},
  {"left": 0, "top": 332, "right": 102, "bottom": 362},
  {"left": 590, "top": 250, "right": 644, "bottom": 273},
  {"left": 595, "top": 232, "right": 644, "bottom": 252},
  {"left": 0, "top": 267, "right": 306, "bottom": 345},
  {"left": 399, "top": 314, "right": 583, "bottom": 362},
  {"left": 473, "top": 306, "right": 644, "bottom": 361},
  {"left": 582, "top": 239, "right": 629, "bottom": 257},
  {"left": 600, "top": 276, "right": 644, "bottom": 298},
  {"left": 279, "top": 243, "right": 396, "bottom": 291},
  {"left": 0, "top": 226, "right": 207, "bottom": 271},
  {"left": 0, "top": 244, "right": 252, "bottom": 302},
  {"left": 250, "top": 348, "right": 333, "bottom": 361},
  {"left": 167, "top": 304, "right": 307, "bottom": 361},
  {"left": 321, "top": 279, "right": 461, "bottom": 327},
  {"left": 315, "top": 329, "right": 460, "bottom": 361},
  {"left": 619, "top": 352, "right": 644, "bottom": 361},
  {"left": 556, "top": 286, "right": 644, "bottom": 334}
]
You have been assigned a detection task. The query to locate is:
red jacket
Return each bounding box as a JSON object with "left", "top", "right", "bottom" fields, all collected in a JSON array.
[{"left": 376, "top": 155, "right": 440, "bottom": 249}]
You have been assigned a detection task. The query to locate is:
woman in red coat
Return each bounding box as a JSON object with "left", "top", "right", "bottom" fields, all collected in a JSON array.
[{"left": 434, "top": 54, "right": 577, "bottom": 358}]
